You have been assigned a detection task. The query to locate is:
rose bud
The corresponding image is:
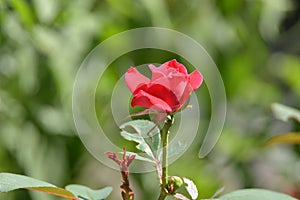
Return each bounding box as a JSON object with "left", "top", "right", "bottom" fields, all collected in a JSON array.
[{"left": 125, "top": 59, "right": 203, "bottom": 115}]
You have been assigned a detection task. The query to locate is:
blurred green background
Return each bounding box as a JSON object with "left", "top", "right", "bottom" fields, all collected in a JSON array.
[{"left": 0, "top": 0, "right": 300, "bottom": 199}]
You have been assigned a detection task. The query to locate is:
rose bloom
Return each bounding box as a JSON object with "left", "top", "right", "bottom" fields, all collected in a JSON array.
[{"left": 125, "top": 59, "right": 203, "bottom": 114}]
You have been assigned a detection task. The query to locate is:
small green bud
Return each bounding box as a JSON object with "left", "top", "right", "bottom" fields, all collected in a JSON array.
[{"left": 166, "top": 176, "right": 184, "bottom": 194}]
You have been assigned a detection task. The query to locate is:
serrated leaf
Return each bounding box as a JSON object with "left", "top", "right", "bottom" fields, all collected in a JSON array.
[
  {"left": 182, "top": 178, "right": 198, "bottom": 200},
  {"left": 220, "top": 189, "right": 297, "bottom": 200},
  {"left": 0, "top": 173, "right": 75, "bottom": 199},
  {"left": 264, "top": 132, "right": 300, "bottom": 146},
  {"left": 120, "top": 120, "right": 161, "bottom": 159},
  {"left": 272, "top": 103, "right": 300, "bottom": 123},
  {"left": 65, "top": 184, "right": 112, "bottom": 200}
]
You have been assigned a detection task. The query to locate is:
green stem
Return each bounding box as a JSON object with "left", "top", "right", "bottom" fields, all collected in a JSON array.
[
  {"left": 158, "top": 192, "right": 167, "bottom": 200},
  {"left": 158, "top": 115, "right": 173, "bottom": 200}
]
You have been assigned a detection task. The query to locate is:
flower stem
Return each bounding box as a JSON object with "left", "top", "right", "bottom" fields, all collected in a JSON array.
[{"left": 158, "top": 115, "right": 173, "bottom": 200}]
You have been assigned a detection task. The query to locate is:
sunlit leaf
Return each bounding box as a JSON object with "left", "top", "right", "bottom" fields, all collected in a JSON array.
[
  {"left": 0, "top": 173, "right": 75, "bottom": 199},
  {"left": 182, "top": 178, "right": 198, "bottom": 200},
  {"left": 65, "top": 184, "right": 112, "bottom": 200},
  {"left": 271, "top": 103, "right": 300, "bottom": 123},
  {"left": 120, "top": 120, "right": 161, "bottom": 159},
  {"left": 8, "top": 0, "right": 35, "bottom": 29},
  {"left": 220, "top": 189, "right": 297, "bottom": 200},
  {"left": 264, "top": 132, "right": 300, "bottom": 146}
]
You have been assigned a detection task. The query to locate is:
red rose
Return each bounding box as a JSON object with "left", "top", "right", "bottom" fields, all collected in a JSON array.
[{"left": 125, "top": 59, "right": 203, "bottom": 114}]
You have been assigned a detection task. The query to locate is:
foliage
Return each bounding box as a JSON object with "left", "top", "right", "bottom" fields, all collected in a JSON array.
[
  {"left": 219, "top": 189, "right": 297, "bottom": 200},
  {"left": 0, "top": 0, "right": 299, "bottom": 199},
  {"left": 264, "top": 103, "right": 300, "bottom": 145},
  {"left": 0, "top": 173, "right": 112, "bottom": 200}
]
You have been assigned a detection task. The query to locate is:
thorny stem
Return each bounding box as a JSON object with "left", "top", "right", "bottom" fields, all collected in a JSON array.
[
  {"left": 158, "top": 115, "right": 174, "bottom": 200},
  {"left": 120, "top": 169, "right": 134, "bottom": 200},
  {"left": 106, "top": 149, "right": 135, "bottom": 200}
]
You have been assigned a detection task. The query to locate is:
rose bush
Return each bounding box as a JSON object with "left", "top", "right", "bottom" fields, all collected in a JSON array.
[{"left": 125, "top": 59, "right": 203, "bottom": 114}]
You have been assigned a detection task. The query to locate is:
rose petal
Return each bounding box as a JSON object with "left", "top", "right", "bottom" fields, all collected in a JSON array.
[
  {"left": 178, "top": 83, "right": 193, "bottom": 108},
  {"left": 151, "top": 73, "right": 188, "bottom": 105},
  {"left": 132, "top": 90, "right": 173, "bottom": 112},
  {"left": 133, "top": 84, "right": 181, "bottom": 112},
  {"left": 168, "top": 74, "right": 188, "bottom": 101},
  {"left": 151, "top": 75, "right": 171, "bottom": 90},
  {"left": 150, "top": 60, "right": 188, "bottom": 80},
  {"left": 189, "top": 70, "right": 203, "bottom": 91},
  {"left": 178, "top": 71, "right": 203, "bottom": 107},
  {"left": 149, "top": 64, "right": 167, "bottom": 80},
  {"left": 133, "top": 84, "right": 147, "bottom": 95},
  {"left": 146, "top": 84, "right": 181, "bottom": 112},
  {"left": 125, "top": 67, "right": 150, "bottom": 93},
  {"left": 162, "top": 59, "right": 187, "bottom": 74},
  {"left": 126, "top": 60, "right": 203, "bottom": 114}
]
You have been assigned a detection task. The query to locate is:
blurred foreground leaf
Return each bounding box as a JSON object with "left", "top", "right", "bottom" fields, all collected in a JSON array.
[
  {"left": 0, "top": 173, "right": 113, "bottom": 200},
  {"left": 0, "top": 173, "right": 75, "bottom": 199},
  {"left": 271, "top": 103, "right": 300, "bottom": 123},
  {"left": 220, "top": 189, "right": 297, "bottom": 200},
  {"left": 65, "top": 184, "right": 112, "bottom": 200},
  {"left": 264, "top": 132, "right": 300, "bottom": 146}
]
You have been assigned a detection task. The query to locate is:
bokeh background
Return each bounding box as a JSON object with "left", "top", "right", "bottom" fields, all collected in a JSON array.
[{"left": 0, "top": 0, "right": 300, "bottom": 199}]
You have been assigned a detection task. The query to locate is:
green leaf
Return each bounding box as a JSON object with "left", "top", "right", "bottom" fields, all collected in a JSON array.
[
  {"left": 65, "top": 184, "right": 112, "bottom": 200},
  {"left": 271, "top": 103, "right": 300, "bottom": 123},
  {"left": 120, "top": 120, "right": 161, "bottom": 159},
  {"left": 220, "top": 189, "right": 297, "bottom": 200},
  {"left": 27, "top": 187, "right": 76, "bottom": 199},
  {"left": 8, "top": 0, "right": 35, "bottom": 29},
  {"left": 0, "top": 173, "right": 75, "bottom": 199},
  {"left": 182, "top": 178, "right": 198, "bottom": 200},
  {"left": 264, "top": 132, "right": 300, "bottom": 146}
]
